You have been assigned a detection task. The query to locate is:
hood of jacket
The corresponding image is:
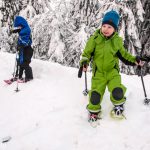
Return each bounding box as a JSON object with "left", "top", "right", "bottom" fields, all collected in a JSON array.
[{"left": 14, "top": 16, "right": 32, "bottom": 46}]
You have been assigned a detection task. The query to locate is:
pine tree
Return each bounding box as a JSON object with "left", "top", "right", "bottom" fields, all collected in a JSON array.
[
  {"left": 68, "top": 0, "right": 145, "bottom": 74},
  {"left": 139, "top": 0, "right": 150, "bottom": 74},
  {"left": 62, "top": 0, "right": 102, "bottom": 67},
  {"left": 30, "top": 1, "right": 67, "bottom": 63},
  {"left": 0, "top": 0, "right": 52, "bottom": 53},
  {"left": 0, "top": 0, "right": 149, "bottom": 74}
]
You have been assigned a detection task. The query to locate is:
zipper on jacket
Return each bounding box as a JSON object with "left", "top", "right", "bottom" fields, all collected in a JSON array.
[{"left": 102, "top": 40, "right": 106, "bottom": 72}]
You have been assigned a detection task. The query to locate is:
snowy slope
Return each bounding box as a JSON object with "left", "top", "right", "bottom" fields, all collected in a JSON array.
[{"left": 0, "top": 52, "right": 150, "bottom": 150}]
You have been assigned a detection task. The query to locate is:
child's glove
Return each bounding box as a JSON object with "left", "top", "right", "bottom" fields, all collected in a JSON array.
[
  {"left": 11, "top": 27, "right": 22, "bottom": 34},
  {"left": 78, "top": 58, "right": 89, "bottom": 78},
  {"left": 135, "top": 56, "right": 144, "bottom": 76},
  {"left": 135, "top": 56, "right": 145, "bottom": 67},
  {"left": 79, "top": 57, "right": 89, "bottom": 67},
  {"left": 80, "top": 58, "right": 89, "bottom": 72}
]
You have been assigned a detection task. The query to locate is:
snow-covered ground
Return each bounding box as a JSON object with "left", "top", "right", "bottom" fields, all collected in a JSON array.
[{"left": 0, "top": 52, "right": 150, "bottom": 150}]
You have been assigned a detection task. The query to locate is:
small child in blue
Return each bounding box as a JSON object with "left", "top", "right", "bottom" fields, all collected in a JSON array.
[{"left": 12, "top": 16, "right": 33, "bottom": 82}]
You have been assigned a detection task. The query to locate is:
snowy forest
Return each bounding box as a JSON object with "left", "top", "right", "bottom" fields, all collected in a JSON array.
[{"left": 0, "top": 0, "right": 150, "bottom": 75}]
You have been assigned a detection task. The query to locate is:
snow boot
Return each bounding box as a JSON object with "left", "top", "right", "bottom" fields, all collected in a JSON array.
[
  {"left": 88, "top": 111, "right": 101, "bottom": 121},
  {"left": 88, "top": 111, "right": 101, "bottom": 127},
  {"left": 113, "top": 104, "right": 124, "bottom": 116},
  {"left": 17, "top": 77, "right": 33, "bottom": 83},
  {"left": 17, "top": 78, "right": 25, "bottom": 83},
  {"left": 110, "top": 104, "right": 126, "bottom": 119}
]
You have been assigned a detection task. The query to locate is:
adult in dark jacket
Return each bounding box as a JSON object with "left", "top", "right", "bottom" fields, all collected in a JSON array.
[{"left": 12, "top": 16, "right": 33, "bottom": 82}]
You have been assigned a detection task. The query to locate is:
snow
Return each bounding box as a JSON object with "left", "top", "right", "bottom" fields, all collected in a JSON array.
[
  {"left": 0, "top": 0, "right": 147, "bottom": 70},
  {"left": 136, "top": 0, "right": 145, "bottom": 22},
  {"left": 19, "top": 5, "right": 36, "bottom": 19},
  {"left": 0, "top": 52, "right": 150, "bottom": 150}
]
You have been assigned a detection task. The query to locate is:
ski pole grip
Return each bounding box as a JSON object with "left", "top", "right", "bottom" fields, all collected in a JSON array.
[
  {"left": 137, "top": 65, "right": 141, "bottom": 76},
  {"left": 78, "top": 66, "right": 83, "bottom": 78}
]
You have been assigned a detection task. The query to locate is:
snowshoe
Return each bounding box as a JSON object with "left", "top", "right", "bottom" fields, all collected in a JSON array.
[
  {"left": 110, "top": 105, "right": 126, "bottom": 120},
  {"left": 24, "top": 78, "right": 33, "bottom": 82},
  {"left": 17, "top": 78, "right": 33, "bottom": 83},
  {"left": 17, "top": 78, "right": 25, "bottom": 83},
  {"left": 4, "top": 77, "right": 17, "bottom": 85},
  {"left": 88, "top": 111, "right": 101, "bottom": 127}
]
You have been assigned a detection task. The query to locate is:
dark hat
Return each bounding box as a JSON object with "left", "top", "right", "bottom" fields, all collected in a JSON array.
[{"left": 102, "top": 10, "right": 120, "bottom": 30}]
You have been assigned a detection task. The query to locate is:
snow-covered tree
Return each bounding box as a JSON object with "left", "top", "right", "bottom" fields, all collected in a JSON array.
[
  {"left": 68, "top": 0, "right": 146, "bottom": 74},
  {"left": 0, "top": 0, "right": 53, "bottom": 52},
  {"left": 62, "top": 0, "right": 102, "bottom": 67},
  {"left": 30, "top": 1, "right": 70, "bottom": 64},
  {"left": 31, "top": 12, "right": 65, "bottom": 63},
  {"left": 138, "top": 0, "right": 150, "bottom": 74},
  {"left": 0, "top": 0, "right": 149, "bottom": 75}
]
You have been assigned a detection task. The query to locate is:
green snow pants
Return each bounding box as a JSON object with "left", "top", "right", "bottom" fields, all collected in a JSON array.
[{"left": 87, "top": 68, "right": 126, "bottom": 113}]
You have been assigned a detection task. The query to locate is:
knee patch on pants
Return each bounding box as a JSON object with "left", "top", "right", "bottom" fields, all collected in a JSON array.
[
  {"left": 90, "top": 91, "right": 101, "bottom": 105},
  {"left": 112, "top": 87, "right": 123, "bottom": 100}
]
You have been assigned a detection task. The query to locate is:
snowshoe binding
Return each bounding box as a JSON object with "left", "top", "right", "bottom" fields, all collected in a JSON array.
[
  {"left": 88, "top": 111, "right": 101, "bottom": 127},
  {"left": 110, "top": 104, "right": 126, "bottom": 120},
  {"left": 17, "top": 78, "right": 33, "bottom": 83}
]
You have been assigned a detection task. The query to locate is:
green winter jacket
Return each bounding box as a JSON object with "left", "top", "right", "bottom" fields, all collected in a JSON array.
[{"left": 81, "top": 30, "right": 136, "bottom": 73}]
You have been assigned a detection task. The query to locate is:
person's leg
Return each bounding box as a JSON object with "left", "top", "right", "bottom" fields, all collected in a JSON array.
[
  {"left": 87, "top": 72, "right": 107, "bottom": 113},
  {"left": 19, "top": 67, "right": 24, "bottom": 79},
  {"left": 107, "top": 69, "right": 126, "bottom": 106},
  {"left": 24, "top": 64, "right": 33, "bottom": 80},
  {"left": 23, "top": 46, "right": 33, "bottom": 81},
  {"left": 107, "top": 69, "right": 126, "bottom": 115}
]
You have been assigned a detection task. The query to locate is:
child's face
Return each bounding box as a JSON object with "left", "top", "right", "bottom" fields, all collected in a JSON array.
[{"left": 101, "top": 24, "right": 115, "bottom": 37}]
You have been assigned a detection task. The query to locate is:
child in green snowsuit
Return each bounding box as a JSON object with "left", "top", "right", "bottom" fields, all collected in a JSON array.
[{"left": 80, "top": 10, "right": 142, "bottom": 117}]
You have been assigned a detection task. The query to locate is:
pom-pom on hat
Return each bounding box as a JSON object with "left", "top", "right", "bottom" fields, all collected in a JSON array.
[{"left": 102, "top": 10, "right": 120, "bottom": 30}]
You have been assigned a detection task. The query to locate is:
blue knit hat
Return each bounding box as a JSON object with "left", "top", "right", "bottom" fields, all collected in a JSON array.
[{"left": 102, "top": 10, "right": 120, "bottom": 30}]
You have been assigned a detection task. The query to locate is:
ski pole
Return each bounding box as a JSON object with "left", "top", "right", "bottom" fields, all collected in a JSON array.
[
  {"left": 78, "top": 66, "right": 83, "bottom": 78},
  {"left": 138, "top": 66, "right": 150, "bottom": 105},
  {"left": 138, "top": 43, "right": 150, "bottom": 104},
  {"left": 14, "top": 61, "right": 20, "bottom": 92},
  {"left": 78, "top": 62, "right": 89, "bottom": 96},
  {"left": 83, "top": 71, "right": 89, "bottom": 96},
  {"left": 12, "top": 51, "right": 18, "bottom": 77}
]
